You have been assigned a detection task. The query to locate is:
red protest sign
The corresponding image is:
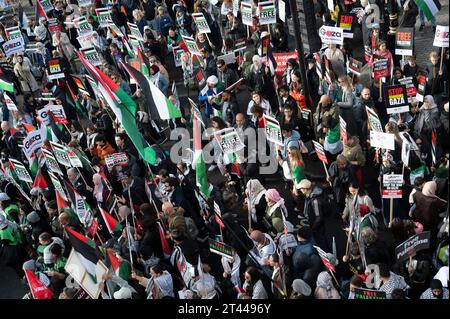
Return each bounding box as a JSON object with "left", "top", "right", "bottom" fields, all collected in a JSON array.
[
  {"left": 273, "top": 51, "right": 298, "bottom": 83},
  {"left": 398, "top": 77, "right": 417, "bottom": 97},
  {"left": 373, "top": 59, "right": 389, "bottom": 80},
  {"left": 24, "top": 269, "right": 54, "bottom": 299}
]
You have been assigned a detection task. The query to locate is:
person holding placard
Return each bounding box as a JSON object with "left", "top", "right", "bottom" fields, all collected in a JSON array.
[{"left": 425, "top": 51, "right": 448, "bottom": 97}]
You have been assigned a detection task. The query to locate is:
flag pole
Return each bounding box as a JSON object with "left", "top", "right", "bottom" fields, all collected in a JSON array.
[
  {"left": 439, "top": 47, "right": 444, "bottom": 74},
  {"left": 247, "top": 180, "right": 252, "bottom": 232}
]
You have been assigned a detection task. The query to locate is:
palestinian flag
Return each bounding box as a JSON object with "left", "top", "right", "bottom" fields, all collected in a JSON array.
[
  {"left": 217, "top": 78, "right": 245, "bottom": 98},
  {"left": 410, "top": 164, "right": 426, "bottom": 185},
  {"left": 0, "top": 78, "right": 14, "bottom": 92},
  {"left": 122, "top": 61, "right": 181, "bottom": 120},
  {"left": 56, "top": 190, "right": 69, "bottom": 212},
  {"left": 230, "top": 160, "right": 243, "bottom": 178},
  {"left": 107, "top": 248, "right": 120, "bottom": 272},
  {"left": 36, "top": 0, "right": 49, "bottom": 21},
  {"left": 65, "top": 227, "right": 100, "bottom": 281},
  {"left": 157, "top": 222, "right": 172, "bottom": 259},
  {"left": 99, "top": 207, "right": 122, "bottom": 234},
  {"left": 77, "top": 52, "right": 157, "bottom": 165},
  {"left": 431, "top": 130, "right": 437, "bottom": 165},
  {"left": 67, "top": 84, "right": 87, "bottom": 117},
  {"left": 24, "top": 269, "right": 53, "bottom": 299},
  {"left": 22, "top": 123, "right": 36, "bottom": 134},
  {"left": 136, "top": 47, "right": 150, "bottom": 77},
  {"left": 33, "top": 169, "right": 48, "bottom": 190},
  {"left": 413, "top": 0, "right": 441, "bottom": 21},
  {"left": 121, "top": 37, "right": 135, "bottom": 58},
  {"left": 193, "top": 112, "right": 211, "bottom": 199},
  {"left": 213, "top": 202, "right": 225, "bottom": 230}
]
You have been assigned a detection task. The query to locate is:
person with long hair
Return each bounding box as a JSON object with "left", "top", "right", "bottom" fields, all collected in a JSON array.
[{"left": 239, "top": 266, "right": 268, "bottom": 299}]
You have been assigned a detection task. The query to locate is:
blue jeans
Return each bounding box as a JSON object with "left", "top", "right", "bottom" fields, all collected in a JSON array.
[{"left": 419, "top": 9, "right": 436, "bottom": 27}]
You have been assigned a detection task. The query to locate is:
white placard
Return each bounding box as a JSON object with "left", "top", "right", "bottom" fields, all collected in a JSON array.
[
  {"left": 319, "top": 25, "right": 344, "bottom": 45},
  {"left": 433, "top": 25, "right": 449, "bottom": 48},
  {"left": 370, "top": 131, "right": 395, "bottom": 150}
]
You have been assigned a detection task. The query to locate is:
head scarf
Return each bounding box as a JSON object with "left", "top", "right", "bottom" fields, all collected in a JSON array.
[
  {"left": 430, "top": 279, "right": 444, "bottom": 299},
  {"left": 246, "top": 179, "right": 266, "bottom": 207},
  {"left": 422, "top": 181, "right": 437, "bottom": 197},
  {"left": 316, "top": 271, "right": 334, "bottom": 299}
]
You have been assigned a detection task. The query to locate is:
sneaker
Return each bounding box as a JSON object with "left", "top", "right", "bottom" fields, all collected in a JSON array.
[{"left": 419, "top": 25, "right": 424, "bottom": 31}]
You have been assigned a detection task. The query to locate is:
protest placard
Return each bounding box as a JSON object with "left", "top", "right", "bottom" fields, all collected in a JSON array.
[
  {"left": 319, "top": 26, "right": 344, "bottom": 45},
  {"left": 433, "top": 25, "right": 449, "bottom": 47},
  {"left": 47, "top": 58, "right": 65, "bottom": 80},
  {"left": 369, "top": 131, "right": 395, "bottom": 150},
  {"left": 105, "top": 153, "right": 129, "bottom": 171},
  {"left": 263, "top": 115, "right": 283, "bottom": 146},
  {"left": 373, "top": 59, "right": 389, "bottom": 80},
  {"left": 209, "top": 238, "right": 234, "bottom": 259},
  {"left": 241, "top": 2, "right": 253, "bottom": 26},
  {"left": 9, "top": 158, "right": 32, "bottom": 183},
  {"left": 395, "top": 28, "right": 414, "bottom": 56},
  {"left": 382, "top": 174, "right": 403, "bottom": 199},
  {"left": 384, "top": 85, "right": 409, "bottom": 114},
  {"left": 192, "top": 13, "right": 211, "bottom": 33},
  {"left": 395, "top": 231, "right": 431, "bottom": 262},
  {"left": 354, "top": 288, "right": 387, "bottom": 300},
  {"left": 337, "top": 12, "right": 355, "bottom": 38},
  {"left": 214, "top": 128, "right": 245, "bottom": 156},
  {"left": 258, "top": 1, "right": 277, "bottom": 25}
]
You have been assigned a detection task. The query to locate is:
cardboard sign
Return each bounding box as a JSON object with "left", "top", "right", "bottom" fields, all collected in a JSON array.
[
  {"left": 9, "top": 158, "right": 32, "bottom": 183},
  {"left": 172, "top": 46, "right": 184, "bottom": 68},
  {"left": 354, "top": 288, "right": 386, "bottom": 300},
  {"left": 4, "top": 93, "right": 18, "bottom": 111},
  {"left": 214, "top": 128, "right": 245, "bottom": 156},
  {"left": 337, "top": 12, "right": 355, "bottom": 38},
  {"left": 395, "top": 231, "right": 431, "bottom": 262},
  {"left": 48, "top": 171, "right": 68, "bottom": 201},
  {"left": 43, "top": 149, "right": 63, "bottom": 175},
  {"left": 398, "top": 77, "right": 417, "bottom": 97},
  {"left": 433, "top": 25, "right": 449, "bottom": 48},
  {"left": 347, "top": 58, "right": 363, "bottom": 76},
  {"left": 22, "top": 129, "right": 43, "bottom": 160},
  {"left": 47, "top": 58, "right": 65, "bottom": 80},
  {"left": 395, "top": 28, "right": 414, "bottom": 56},
  {"left": 128, "top": 22, "right": 143, "bottom": 41},
  {"left": 96, "top": 8, "right": 113, "bottom": 27},
  {"left": 75, "top": 17, "right": 93, "bottom": 36},
  {"left": 2, "top": 37, "right": 24, "bottom": 56},
  {"left": 192, "top": 13, "right": 211, "bottom": 34},
  {"left": 217, "top": 52, "right": 236, "bottom": 65},
  {"left": 365, "top": 106, "right": 383, "bottom": 132},
  {"left": 105, "top": 152, "right": 129, "bottom": 171},
  {"left": 263, "top": 114, "right": 283, "bottom": 146},
  {"left": 384, "top": 85, "right": 409, "bottom": 114},
  {"left": 313, "top": 140, "right": 328, "bottom": 164},
  {"left": 258, "top": 1, "right": 277, "bottom": 26},
  {"left": 208, "top": 238, "right": 233, "bottom": 259},
  {"left": 241, "top": 2, "right": 253, "bottom": 26},
  {"left": 382, "top": 174, "right": 403, "bottom": 199},
  {"left": 65, "top": 249, "right": 108, "bottom": 299},
  {"left": 81, "top": 47, "right": 102, "bottom": 66},
  {"left": 370, "top": 131, "right": 395, "bottom": 150},
  {"left": 373, "top": 59, "right": 389, "bottom": 80},
  {"left": 273, "top": 52, "right": 298, "bottom": 79},
  {"left": 319, "top": 26, "right": 344, "bottom": 45},
  {"left": 415, "top": 74, "right": 426, "bottom": 102},
  {"left": 181, "top": 35, "right": 201, "bottom": 56},
  {"left": 50, "top": 141, "right": 71, "bottom": 167},
  {"left": 77, "top": 32, "right": 96, "bottom": 49}
]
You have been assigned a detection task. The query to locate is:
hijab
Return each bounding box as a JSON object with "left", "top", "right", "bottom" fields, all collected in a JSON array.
[
  {"left": 316, "top": 271, "right": 334, "bottom": 299},
  {"left": 246, "top": 179, "right": 266, "bottom": 207}
]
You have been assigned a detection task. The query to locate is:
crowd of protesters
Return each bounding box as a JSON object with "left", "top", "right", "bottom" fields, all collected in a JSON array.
[{"left": 0, "top": 0, "right": 448, "bottom": 300}]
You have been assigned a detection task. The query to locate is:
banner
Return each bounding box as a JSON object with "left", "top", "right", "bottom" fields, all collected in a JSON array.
[
  {"left": 105, "top": 152, "right": 129, "bottom": 171},
  {"left": 384, "top": 85, "right": 409, "bottom": 114},
  {"left": 22, "top": 130, "right": 43, "bottom": 160},
  {"left": 319, "top": 26, "right": 344, "bottom": 45},
  {"left": 337, "top": 12, "right": 355, "bottom": 38},
  {"left": 50, "top": 141, "right": 71, "bottom": 167},
  {"left": 263, "top": 114, "right": 283, "bottom": 146},
  {"left": 395, "top": 28, "right": 414, "bottom": 56},
  {"left": 347, "top": 58, "right": 363, "bottom": 76},
  {"left": 395, "top": 231, "right": 431, "bottom": 262},
  {"left": 258, "top": 1, "right": 277, "bottom": 26},
  {"left": 2, "top": 37, "right": 24, "bottom": 56},
  {"left": 96, "top": 8, "right": 112, "bottom": 27},
  {"left": 208, "top": 238, "right": 233, "bottom": 259},
  {"left": 241, "top": 2, "right": 253, "bottom": 26},
  {"left": 48, "top": 171, "right": 68, "bottom": 201},
  {"left": 369, "top": 131, "right": 395, "bottom": 150},
  {"left": 433, "top": 25, "right": 449, "bottom": 47},
  {"left": 181, "top": 35, "right": 201, "bottom": 56},
  {"left": 312, "top": 140, "right": 328, "bottom": 164},
  {"left": 9, "top": 158, "right": 32, "bottom": 183},
  {"left": 398, "top": 77, "right": 417, "bottom": 97},
  {"left": 354, "top": 288, "right": 386, "bottom": 300},
  {"left": 214, "top": 128, "right": 245, "bottom": 156},
  {"left": 415, "top": 74, "right": 426, "bottom": 102},
  {"left": 128, "top": 22, "right": 144, "bottom": 41},
  {"left": 47, "top": 58, "right": 65, "bottom": 80},
  {"left": 81, "top": 47, "right": 102, "bottom": 66},
  {"left": 192, "top": 13, "right": 211, "bottom": 33},
  {"left": 373, "top": 59, "right": 389, "bottom": 80},
  {"left": 43, "top": 149, "right": 63, "bottom": 175},
  {"left": 382, "top": 174, "right": 403, "bottom": 199}
]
